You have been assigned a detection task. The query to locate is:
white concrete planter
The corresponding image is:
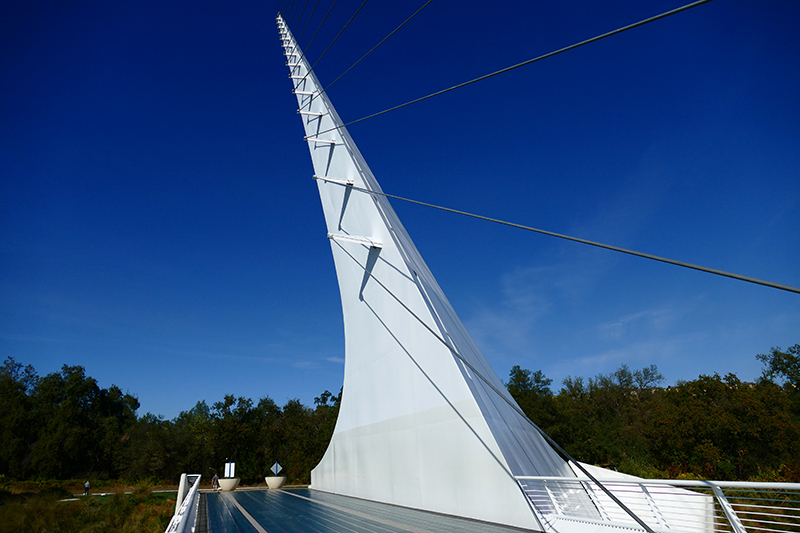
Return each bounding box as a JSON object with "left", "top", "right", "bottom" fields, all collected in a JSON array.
[
  {"left": 265, "top": 476, "right": 286, "bottom": 489},
  {"left": 218, "top": 477, "right": 240, "bottom": 491}
]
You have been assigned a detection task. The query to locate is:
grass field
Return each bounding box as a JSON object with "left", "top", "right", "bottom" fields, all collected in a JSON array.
[{"left": 0, "top": 482, "right": 177, "bottom": 533}]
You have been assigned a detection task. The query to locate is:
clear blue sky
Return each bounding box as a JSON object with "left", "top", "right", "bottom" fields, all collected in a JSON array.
[{"left": 1, "top": 0, "right": 798, "bottom": 419}]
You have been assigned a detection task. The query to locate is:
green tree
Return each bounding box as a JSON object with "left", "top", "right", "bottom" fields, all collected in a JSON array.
[
  {"left": 209, "top": 395, "right": 261, "bottom": 480},
  {"left": 0, "top": 358, "right": 38, "bottom": 478},
  {"left": 276, "top": 398, "right": 315, "bottom": 482},
  {"left": 647, "top": 373, "right": 799, "bottom": 480},
  {"left": 310, "top": 388, "right": 341, "bottom": 465},
  {"left": 29, "top": 364, "right": 138, "bottom": 479},
  {"left": 550, "top": 364, "right": 664, "bottom": 472},
  {"left": 507, "top": 366, "right": 556, "bottom": 430},
  {"left": 172, "top": 400, "right": 213, "bottom": 478},
  {"left": 758, "top": 344, "right": 800, "bottom": 388},
  {"left": 253, "top": 396, "right": 282, "bottom": 478},
  {"left": 116, "top": 413, "right": 175, "bottom": 480}
]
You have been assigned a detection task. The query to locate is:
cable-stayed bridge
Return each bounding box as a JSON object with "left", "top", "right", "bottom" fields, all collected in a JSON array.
[{"left": 165, "top": 4, "right": 799, "bottom": 532}]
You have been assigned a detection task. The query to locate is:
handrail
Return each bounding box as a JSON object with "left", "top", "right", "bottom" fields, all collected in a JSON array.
[
  {"left": 164, "top": 474, "right": 202, "bottom": 533},
  {"left": 515, "top": 476, "right": 800, "bottom": 533},
  {"left": 516, "top": 476, "right": 800, "bottom": 491}
]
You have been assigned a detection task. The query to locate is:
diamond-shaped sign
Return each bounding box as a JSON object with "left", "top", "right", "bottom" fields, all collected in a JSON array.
[{"left": 271, "top": 461, "right": 282, "bottom": 475}]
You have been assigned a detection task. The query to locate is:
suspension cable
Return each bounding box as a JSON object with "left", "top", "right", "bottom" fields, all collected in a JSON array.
[
  {"left": 296, "top": 0, "right": 321, "bottom": 43},
  {"left": 310, "top": 0, "right": 433, "bottom": 105},
  {"left": 290, "top": 0, "right": 338, "bottom": 75},
  {"left": 288, "top": 0, "right": 302, "bottom": 28},
  {"left": 314, "top": 177, "right": 799, "bottom": 295},
  {"left": 330, "top": 238, "right": 657, "bottom": 533},
  {"left": 290, "top": 0, "right": 310, "bottom": 34},
  {"left": 314, "top": 0, "right": 715, "bottom": 137},
  {"left": 295, "top": 0, "right": 371, "bottom": 86}
]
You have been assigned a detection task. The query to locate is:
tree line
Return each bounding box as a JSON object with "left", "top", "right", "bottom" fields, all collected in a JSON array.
[
  {"left": 508, "top": 344, "right": 800, "bottom": 481},
  {"left": 1, "top": 344, "right": 797, "bottom": 484},
  {"left": 0, "top": 359, "right": 340, "bottom": 484}
]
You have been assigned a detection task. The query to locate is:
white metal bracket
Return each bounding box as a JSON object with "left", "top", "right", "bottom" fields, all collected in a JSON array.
[
  {"left": 305, "top": 137, "right": 339, "bottom": 145},
  {"left": 314, "top": 175, "right": 354, "bottom": 186},
  {"left": 328, "top": 233, "right": 382, "bottom": 249}
]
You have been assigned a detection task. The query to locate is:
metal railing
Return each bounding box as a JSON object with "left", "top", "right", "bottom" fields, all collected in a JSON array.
[
  {"left": 516, "top": 476, "right": 800, "bottom": 533},
  {"left": 164, "top": 474, "right": 202, "bottom": 533}
]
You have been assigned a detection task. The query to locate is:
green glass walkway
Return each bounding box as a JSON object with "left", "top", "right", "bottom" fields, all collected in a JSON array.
[{"left": 199, "top": 488, "right": 536, "bottom": 533}]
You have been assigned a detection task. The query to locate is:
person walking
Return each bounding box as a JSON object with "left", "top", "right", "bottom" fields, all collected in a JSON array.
[
  {"left": 212, "top": 473, "right": 219, "bottom": 490},
  {"left": 84, "top": 481, "right": 90, "bottom": 496}
]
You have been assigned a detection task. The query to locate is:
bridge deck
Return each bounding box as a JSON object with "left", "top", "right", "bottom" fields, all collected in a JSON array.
[{"left": 199, "top": 488, "right": 534, "bottom": 533}]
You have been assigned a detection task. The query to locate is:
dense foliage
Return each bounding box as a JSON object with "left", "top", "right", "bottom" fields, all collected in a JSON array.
[
  {"left": 0, "top": 358, "right": 340, "bottom": 484},
  {"left": 0, "top": 344, "right": 797, "bottom": 485},
  {"left": 508, "top": 344, "right": 800, "bottom": 481}
]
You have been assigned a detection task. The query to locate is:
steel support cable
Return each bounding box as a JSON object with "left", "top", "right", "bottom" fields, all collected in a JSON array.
[
  {"left": 314, "top": 178, "right": 800, "bottom": 295},
  {"left": 296, "top": 0, "right": 322, "bottom": 44},
  {"left": 288, "top": 0, "right": 302, "bottom": 28},
  {"left": 285, "top": 0, "right": 299, "bottom": 26},
  {"left": 295, "top": 0, "right": 371, "bottom": 87},
  {"left": 290, "top": 0, "right": 338, "bottom": 76},
  {"left": 309, "top": 0, "right": 434, "bottom": 106},
  {"left": 314, "top": 0, "right": 715, "bottom": 137},
  {"left": 330, "top": 237, "right": 657, "bottom": 533},
  {"left": 286, "top": 0, "right": 300, "bottom": 28},
  {"left": 291, "top": 0, "right": 311, "bottom": 38}
]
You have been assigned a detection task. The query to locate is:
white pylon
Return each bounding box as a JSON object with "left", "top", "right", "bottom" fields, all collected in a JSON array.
[{"left": 277, "top": 14, "right": 575, "bottom": 531}]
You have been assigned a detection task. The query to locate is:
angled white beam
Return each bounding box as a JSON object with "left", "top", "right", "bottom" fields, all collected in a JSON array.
[
  {"left": 328, "top": 233, "right": 382, "bottom": 249},
  {"left": 314, "top": 175, "right": 353, "bottom": 186}
]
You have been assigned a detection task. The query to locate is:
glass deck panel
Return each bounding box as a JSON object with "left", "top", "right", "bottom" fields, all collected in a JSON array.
[{"left": 201, "top": 488, "right": 537, "bottom": 533}]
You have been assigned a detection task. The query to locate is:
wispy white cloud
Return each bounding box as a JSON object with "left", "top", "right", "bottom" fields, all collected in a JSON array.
[
  {"left": 291, "top": 360, "right": 319, "bottom": 369},
  {"left": 593, "top": 308, "right": 676, "bottom": 340},
  {"left": 465, "top": 264, "right": 560, "bottom": 356},
  {"left": 554, "top": 333, "right": 702, "bottom": 377}
]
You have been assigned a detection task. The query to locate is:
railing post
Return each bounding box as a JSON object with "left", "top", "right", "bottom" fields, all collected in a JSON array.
[
  {"left": 545, "top": 482, "right": 564, "bottom": 515},
  {"left": 582, "top": 481, "right": 611, "bottom": 522},
  {"left": 640, "top": 483, "right": 669, "bottom": 530},
  {"left": 164, "top": 474, "right": 202, "bottom": 533},
  {"left": 710, "top": 483, "right": 747, "bottom": 533},
  {"left": 175, "top": 473, "right": 188, "bottom": 515}
]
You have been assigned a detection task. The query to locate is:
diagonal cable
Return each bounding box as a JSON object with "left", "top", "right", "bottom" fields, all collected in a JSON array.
[
  {"left": 309, "top": 0, "right": 433, "bottom": 105},
  {"left": 315, "top": 177, "right": 800, "bottom": 295},
  {"left": 314, "top": 0, "right": 715, "bottom": 137},
  {"left": 295, "top": 0, "right": 371, "bottom": 86},
  {"left": 288, "top": 0, "right": 302, "bottom": 28},
  {"left": 296, "top": 0, "right": 322, "bottom": 43},
  {"left": 290, "top": 0, "right": 311, "bottom": 34},
  {"left": 331, "top": 237, "right": 657, "bottom": 533},
  {"left": 287, "top": 0, "right": 301, "bottom": 28},
  {"left": 291, "top": 0, "right": 338, "bottom": 75}
]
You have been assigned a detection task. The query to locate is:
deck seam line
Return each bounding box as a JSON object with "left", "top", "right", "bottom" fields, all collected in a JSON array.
[
  {"left": 280, "top": 490, "right": 438, "bottom": 533},
  {"left": 223, "top": 492, "right": 270, "bottom": 533}
]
